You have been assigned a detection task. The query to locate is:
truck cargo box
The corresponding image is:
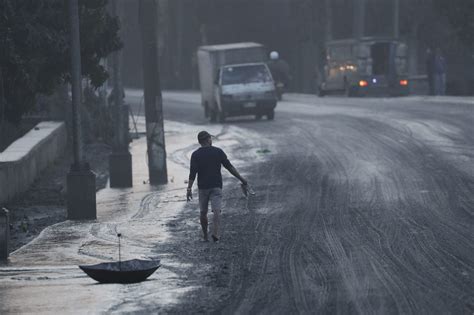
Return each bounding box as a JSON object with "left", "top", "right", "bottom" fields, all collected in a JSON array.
[{"left": 197, "top": 43, "right": 267, "bottom": 109}]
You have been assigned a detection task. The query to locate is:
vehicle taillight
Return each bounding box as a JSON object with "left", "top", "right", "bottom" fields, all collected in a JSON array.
[
  {"left": 399, "top": 80, "right": 408, "bottom": 86},
  {"left": 359, "top": 80, "right": 368, "bottom": 87}
]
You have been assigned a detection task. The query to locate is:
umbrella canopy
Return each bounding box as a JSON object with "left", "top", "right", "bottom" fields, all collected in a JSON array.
[{"left": 79, "top": 259, "right": 161, "bottom": 284}]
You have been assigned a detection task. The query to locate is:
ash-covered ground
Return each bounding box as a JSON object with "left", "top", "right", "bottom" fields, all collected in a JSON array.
[
  {"left": 6, "top": 143, "right": 111, "bottom": 251},
  {"left": 1, "top": 92, "right": 473, "bottom": 314}
]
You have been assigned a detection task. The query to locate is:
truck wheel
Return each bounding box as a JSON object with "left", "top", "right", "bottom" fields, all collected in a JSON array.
[
  {"left": 267, "top": 109, "right": 275, "bottom": 120},
  {"left": 255, "top": 114, "right": 262, "bottom": 120}
]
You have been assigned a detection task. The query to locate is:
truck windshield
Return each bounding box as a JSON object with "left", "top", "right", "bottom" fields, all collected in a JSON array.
[{"left": 221, "top": 65, "right": 272, "bottom": 85}]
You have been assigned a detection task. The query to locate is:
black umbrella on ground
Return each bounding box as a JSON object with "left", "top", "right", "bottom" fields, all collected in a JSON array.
[{"left": 79, "top": 233, "right": 161, "bottom": 284}]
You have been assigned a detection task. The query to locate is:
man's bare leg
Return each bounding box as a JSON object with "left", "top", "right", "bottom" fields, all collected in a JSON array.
[
  {"left": 200, "top": 212, "right": 209, "bottom": 241},
  {"left": 212, "top": 209, "right": 221, "bottom": 242}
]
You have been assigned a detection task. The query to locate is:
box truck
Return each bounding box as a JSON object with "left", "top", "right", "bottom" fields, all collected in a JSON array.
[
  {"left": 197, "top": 42, "right": 277, "bottom": 122},
  {"left": 319, "top": 37, "right": 409, "bottom": 97}
]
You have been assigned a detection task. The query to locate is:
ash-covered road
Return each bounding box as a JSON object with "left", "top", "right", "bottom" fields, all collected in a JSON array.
[
  {"left": 154, "top": 93, "right": 474, "bottom": 314},
  {"left": 1, "top": 92, "right": 473, "bottom": 314}
]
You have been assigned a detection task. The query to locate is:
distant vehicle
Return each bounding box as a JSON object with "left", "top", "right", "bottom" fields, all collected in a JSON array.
[
  {"left": 319, "top": 37, "right": 409, "bottom": 97},
  {"left": 197, "top": 42, "right": 277, "bottom": 122}
]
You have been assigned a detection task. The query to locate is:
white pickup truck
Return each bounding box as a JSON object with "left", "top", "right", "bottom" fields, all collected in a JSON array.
[{"left": 197, "top": 42, "right": 277, "bottom": 122}]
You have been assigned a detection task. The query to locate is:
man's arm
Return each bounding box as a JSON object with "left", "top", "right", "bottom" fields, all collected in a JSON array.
[
  {"left": 221, "top": 150, "right": 247, "bottom": 185},
  {"left": 226, "top": 165, "right": 247, "bottom": 186},
  {"left": 186, "top": 179, "right": 194, "bottom": 201},
  {"left": 187, "top": 154, "right": 197, "bottom": 201},
  {"left": 187, "top": 178, "right": 195, "bottom": 190}
]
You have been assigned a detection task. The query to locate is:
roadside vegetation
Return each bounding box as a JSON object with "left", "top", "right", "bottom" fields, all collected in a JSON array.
[
  {"left": 0, "top": 0, "right": 121, "bottom": 149},
  {"left": 0, "top": 0, "right": 122, "bottom": 250}
]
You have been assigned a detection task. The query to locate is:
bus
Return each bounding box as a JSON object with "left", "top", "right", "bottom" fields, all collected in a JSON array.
[{"left": 319, "top": 37, "right": 409, "bottom": 97}]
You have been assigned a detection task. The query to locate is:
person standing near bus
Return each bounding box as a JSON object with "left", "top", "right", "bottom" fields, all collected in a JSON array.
[{"left": 426, "top": 48, "right": 435, "bottom": 95}]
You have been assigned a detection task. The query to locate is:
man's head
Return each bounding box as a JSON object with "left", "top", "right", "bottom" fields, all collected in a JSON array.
[{"left": 197, "top": 130, "right": 212, "bottom": 146}]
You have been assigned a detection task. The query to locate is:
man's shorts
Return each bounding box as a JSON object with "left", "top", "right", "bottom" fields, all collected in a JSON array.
[{"left": 198, "top": 188, "right": 222, "bottom": 214}]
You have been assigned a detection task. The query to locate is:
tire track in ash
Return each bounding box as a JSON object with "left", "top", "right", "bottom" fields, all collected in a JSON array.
[
  {"left": 222, "top": 112, "right": 473, "bottom": 314},
  {"left": 222, "top": 122, "right": 334, "bottom": 314},
  {"left": 225, "top": 162, "right": 283, "bottom": 314},
  {"left": 159, "top": 100, "right": 474, "bottom": 314},
  {"left": 224, "top": 119, "right": 377, "bottom": 314},
  {"left": 274, "top": 121, "right": 365, "bottom": 314},
  {"left": 318, "top": 117, "right": 425, "bottom": 313},
  {"left": 311, "top": 115, "right": 474, "bottom": 313},
  {"left": 219, "top": 121, "right": 293, "bottom": 313},
  {"left": 360, "top": 117, "right": 474, "bottom": 272},
  {"left": 304, "top": 126, "right": 382, "bottom": 314},
  {"left": 279, "top": 171, "right": 329, "bottom": 313}
]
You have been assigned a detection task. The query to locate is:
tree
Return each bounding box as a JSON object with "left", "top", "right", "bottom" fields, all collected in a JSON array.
[{"left": 0, "top": 0, "right": 121, "bottom": 124}]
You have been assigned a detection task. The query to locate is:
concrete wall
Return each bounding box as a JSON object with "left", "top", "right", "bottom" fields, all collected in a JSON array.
[{"left": 0, "top": 121, "right": 67, "bottom": 204}]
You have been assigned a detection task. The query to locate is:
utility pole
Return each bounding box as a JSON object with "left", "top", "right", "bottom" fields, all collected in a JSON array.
[
  {"left": 307, "top": 0, "right": 317, "bottom": 93},
  {"left": 393, "top": 0, "right": 400, "bottom": 38},
  {"left": 139, "top": 0, "right": 168, "bottom": 185},
  {"left": 324, "top": 0, "right": 332, "bottom": 41},
  {"left": 0, "top": 68, "right": 5, "bottom": 128},
  {"left": 109, "top": 0, "right": 133, "bottom": 188},
  {"left": 67, "top": 0, "right": 96, "bottom": 220},
  {"left": 354, "top": 0, "right": 366, "bottom": 39},
  {"left": 175, "top": 0, "right": 183, "bottom": 88}
]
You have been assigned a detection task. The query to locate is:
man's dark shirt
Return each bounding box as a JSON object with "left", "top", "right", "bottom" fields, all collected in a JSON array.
[{"left": 189, "top": 146, "right": 233, "bottom": 189}]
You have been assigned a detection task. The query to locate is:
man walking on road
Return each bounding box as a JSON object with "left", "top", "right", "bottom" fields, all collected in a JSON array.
[{"left": 187, "top": 131, "right": 248, "bottom": 242}]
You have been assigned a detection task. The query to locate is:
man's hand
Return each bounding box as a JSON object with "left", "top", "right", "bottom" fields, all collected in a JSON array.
[{"left": 186, "top": 188, "right": 193, "bottom": 201}]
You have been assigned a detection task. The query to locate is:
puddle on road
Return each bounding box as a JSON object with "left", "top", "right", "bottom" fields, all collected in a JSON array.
[{"left": 0, "top": 264, "right": 197, "bottom": 313}]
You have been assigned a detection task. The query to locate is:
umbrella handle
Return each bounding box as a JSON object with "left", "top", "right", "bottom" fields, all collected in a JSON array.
[{"left": 117, "top": 233, "right": 122, "bottom": 271}]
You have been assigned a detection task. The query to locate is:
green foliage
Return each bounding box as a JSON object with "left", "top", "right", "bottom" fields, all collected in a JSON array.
[{"left": 0, "top": 0, "right": 121, "bottom": 123}]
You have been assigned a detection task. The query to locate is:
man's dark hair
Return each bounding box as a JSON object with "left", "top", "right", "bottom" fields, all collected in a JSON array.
[{"left": 198, "top": 131, "right": 211, "bottom": 145}]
